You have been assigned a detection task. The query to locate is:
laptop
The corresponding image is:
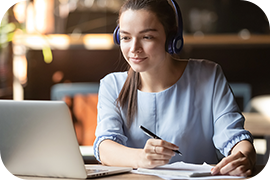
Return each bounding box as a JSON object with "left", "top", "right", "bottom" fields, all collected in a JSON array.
[{"left": 0, "top": 100, "right": 132, "bottom": 179}]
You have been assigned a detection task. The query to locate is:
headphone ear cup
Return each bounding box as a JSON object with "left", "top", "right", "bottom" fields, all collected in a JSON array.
[
  {"left": 172, "top": 36, "right": 183, "bottom": 54},
  {"left": 166, "top": 35, "right": 183, "bottom": 54},
  {"left": 113, "top": 25, "right": 120, "bottom": 45}
]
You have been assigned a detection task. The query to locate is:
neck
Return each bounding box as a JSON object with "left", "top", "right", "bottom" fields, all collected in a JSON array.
[{"left": 139, "top": 58, "right": 187, "bottom": 93}]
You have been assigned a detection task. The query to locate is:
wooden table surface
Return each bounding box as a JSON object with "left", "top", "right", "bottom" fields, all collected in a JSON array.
[
  {"left": 16, "top": 165, "right": 265, "bottom": 180},
  {"left": 16, "top": 112, "right": 269, "bottom": 180},
  {"left": 243, "top": 112, "right": 270, "bottom": 136}
]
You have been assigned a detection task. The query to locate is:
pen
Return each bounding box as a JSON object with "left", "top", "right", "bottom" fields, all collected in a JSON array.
[{"left": 139, "top": 125, "right": 182, "bottom": 156}]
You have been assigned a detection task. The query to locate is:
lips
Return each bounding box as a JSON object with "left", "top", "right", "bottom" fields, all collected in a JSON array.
[{"left": 129, "top": 57, "right": 147, "bottom": 63}]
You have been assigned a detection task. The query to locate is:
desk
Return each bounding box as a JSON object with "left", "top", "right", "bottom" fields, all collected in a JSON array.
[
  {"left": 243, "top": 112, "right": 270, "bottom": 136},
  {"left": 243, "top": 113, "right": 270, "bottom": 165},
  {"left": 15, "top": 113, "right": 267, "bottom": 180},
  {"left": 15, "top": 165, "right": 265, "bottom": 180}
]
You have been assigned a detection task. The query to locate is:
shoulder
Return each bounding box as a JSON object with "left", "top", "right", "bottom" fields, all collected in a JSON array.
[
  {"left": 100, "top": 72, "right": 128, "bottom": 92},
  {"left": 101, "top": 72, "right": 128, "bottom": 83},
  {"left": 187, "top": 59, "right": 223, "bottom": 76},
  {"left": 188, "top": 59, "right": 220, "bottom": 69}
]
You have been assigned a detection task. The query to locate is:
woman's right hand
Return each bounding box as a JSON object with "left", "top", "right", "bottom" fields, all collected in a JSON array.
[{"left": 137, "top": 139, "right": 179, "bottom": 168}]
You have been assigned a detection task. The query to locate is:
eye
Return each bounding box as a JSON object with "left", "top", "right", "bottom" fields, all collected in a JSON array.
[
  {"left": 120, "top": 36, "right": 130, "bottom": 41},
  {"left": 143, "top": 35, "right": 153, "bottom": 40}
]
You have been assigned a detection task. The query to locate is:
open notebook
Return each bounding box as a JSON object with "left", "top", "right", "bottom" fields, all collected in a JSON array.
[
  {"left": 137, "top": 161, "right": 213, "bottom": 178},
  {"left": 136, "top": 161, "right": 245, "bottom": 179},
  {"left": 0, "top": 100, "right": 132, "bottom": 179}
]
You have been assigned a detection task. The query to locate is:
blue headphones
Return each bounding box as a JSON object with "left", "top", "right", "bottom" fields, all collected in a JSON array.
[{"left": 113, "top": 0, "right": 184, "bottom": 54}]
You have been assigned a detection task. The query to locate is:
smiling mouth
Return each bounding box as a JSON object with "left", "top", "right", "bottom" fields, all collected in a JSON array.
[{"left": 129, "top": 57, "right": 147, "bottom": 63}]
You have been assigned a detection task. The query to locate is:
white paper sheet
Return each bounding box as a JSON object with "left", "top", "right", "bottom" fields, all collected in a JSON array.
[{"left": 133, "top": 161, "right": 244, "bottom": 180}]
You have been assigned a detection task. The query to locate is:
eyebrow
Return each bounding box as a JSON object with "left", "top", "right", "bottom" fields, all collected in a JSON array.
[{"left": 119, "top": 28, "right": 158, "bottom": 34}]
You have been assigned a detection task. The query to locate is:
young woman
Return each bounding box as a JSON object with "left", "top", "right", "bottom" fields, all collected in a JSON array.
[{"left": 93, "top": 0, "right": 256, "bottom": 177}]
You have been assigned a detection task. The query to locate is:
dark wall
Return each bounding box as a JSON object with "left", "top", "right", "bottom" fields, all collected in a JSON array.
[
  {"left": 177, "top": 0, "right": 269, "bottom": 34},
  {"left": 61, "top": 0, "right": 270, "bottom": 35},
  {"left": 25, "top": 48, "right": 128, "bottom": 100},
  {"left": 180, "top": 45, "right": 270, "bottom": 97},
  {"left": 24, "top": 0, "right": 270, "bottom": 103},
  {"left": 25, "top": 44, "right": 270, "bottom": 102}
]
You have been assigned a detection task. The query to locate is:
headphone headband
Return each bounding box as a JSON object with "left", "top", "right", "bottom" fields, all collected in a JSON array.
[
  {"left": 113, "top": 0, "right": 184, "bottom": 54},
  {"left": 167, "top": 0, "right": 184, "bottom": 54}
]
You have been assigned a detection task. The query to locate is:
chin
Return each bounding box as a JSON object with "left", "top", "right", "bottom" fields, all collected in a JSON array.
[{"left": 130, "top": 66, "right": 146, "bottom": 73}]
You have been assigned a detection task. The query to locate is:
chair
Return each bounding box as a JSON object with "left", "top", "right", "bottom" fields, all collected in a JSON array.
[
  {"left": 244, "top": 95, "right": 270, "bottom": 116},
  {"left": 51, "top": 82, "right": 99, "bottom": 146},
  {"left": 51, "top": 82, "right": 99, "bottom": 100},
  {"left": 229, "top": 83, "right": 252, "bottom": 111}
]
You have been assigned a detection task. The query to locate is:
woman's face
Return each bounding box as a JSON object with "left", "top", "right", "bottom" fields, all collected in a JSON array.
[{"left": 119, "top": 9, "right": 168, "bottom": 73}]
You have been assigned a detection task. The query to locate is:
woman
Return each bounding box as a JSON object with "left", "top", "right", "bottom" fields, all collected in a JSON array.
[{"left": 94, "top": 0, "right": 256, "bottom": 177}]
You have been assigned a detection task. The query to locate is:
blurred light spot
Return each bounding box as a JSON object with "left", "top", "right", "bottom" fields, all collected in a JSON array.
[
  {"left": 239, "top": 29, "right": 251, "bottom": 40},
  {"left": 13, "top": 55, "right": 27, "bottom": 85},
  {"left": 48, "top": 34, "right": 70, "bottom": 49},
  {"left": 52, "top": 71, "right": 64, "bottom": 83},
  {"left": 42, "top": 46, "right": 53, "bottom": 64},
  {"left": 13, "top": 44, "right": 26, "bottom": 56},
  {"left": 97, "top": 0, "right": 107, "bottom": 8},
  {"left": 34, "top": 0, "right": 54, "bottom": 34},
  {"left": 84, "top": 0, "right": 94, "bottom": 8},
  {"left": 193, "top": 31, "right": 204, "bottom": 39},
  {"left": 26, "top": 2, "right": 35, "bottom": 33},
  {"left": 254, "top": 139, "right": 267, "bottom": 155},
  {"left": 84, "top": 34, "right": 114, "bottom": 50},
  {"left": 13, "top": 1, "right": 26, "bottom": 23}
]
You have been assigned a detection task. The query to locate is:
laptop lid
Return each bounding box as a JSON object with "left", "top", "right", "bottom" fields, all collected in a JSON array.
[
  {"left": 0, "top": 100, "right": 132, "bottom": 179},
  {"left": 0, "top": 100, "right": 89, "bottom": 178}
]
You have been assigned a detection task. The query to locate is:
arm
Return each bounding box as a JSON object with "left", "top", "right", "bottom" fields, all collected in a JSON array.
[
  {"left": 99, "top": 139, "right": 178, "bottom": 168},
  {"left": 94, "top": 74, "right": 177, "bottom": 168},
  {"left": 211, "top": 140, "right": 256, "bottom": 177},
  {"left": 210, "top": 64, "right": 256, "bottom": 176}
]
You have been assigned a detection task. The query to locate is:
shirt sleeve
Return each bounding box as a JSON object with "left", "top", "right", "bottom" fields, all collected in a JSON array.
[
  {"left": 93, "top": 74, "right": 128, "bottom": 162},
  {"left": 212, "top": 64, "right": 253, "bottom": 157}
]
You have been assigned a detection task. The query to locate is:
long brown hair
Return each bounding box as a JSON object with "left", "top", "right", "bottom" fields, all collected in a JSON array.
[{"left": 116, "top": 0, "right": 178, "bottom": 126}]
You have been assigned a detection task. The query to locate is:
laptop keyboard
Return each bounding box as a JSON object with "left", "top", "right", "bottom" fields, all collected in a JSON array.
[{"left": 86, "top": 169, "right": 108, "bottom": 174}]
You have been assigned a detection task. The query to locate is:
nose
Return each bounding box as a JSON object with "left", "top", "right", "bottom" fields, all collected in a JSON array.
[{"left": 130, "top": 38, "right": 142, "bottom": 54}]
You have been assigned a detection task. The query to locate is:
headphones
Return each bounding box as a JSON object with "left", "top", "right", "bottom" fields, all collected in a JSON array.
[{"left": 113, "top": 0, "right": 184, "bottom": 54}]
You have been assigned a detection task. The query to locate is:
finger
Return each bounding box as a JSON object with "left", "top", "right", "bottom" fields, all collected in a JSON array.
[
  {"left": 145, "top": 159, "right": 170, "bottom": 168},
  {"left": 155, "top": 146, "right": 175, "bottom": 156},
  {"left": 241, "top": 169, "right": 252, "bottom": 177},
  {"left": 143, "top": 153, "right": 171, "bottom": 168},
  {"left": 144, "top": 140, "right": 157, "bottom": 153},
  {"left": 146, "top": 153, "right": 173, "bottom": 161},
  {"left": 219, "top": 159, "right": 246, "bottom": 175},
  {"left": 149, "top": 139, "right": 179, "bottom": 151},
  {"left": 212, "top": 152, "right": 244, "bottom": 175},
  {"left": 227, "top": 165, "right": 252, "bottom": 177},
  {"left": 226, "top": 156, "right": 253, "bottom": 177}
]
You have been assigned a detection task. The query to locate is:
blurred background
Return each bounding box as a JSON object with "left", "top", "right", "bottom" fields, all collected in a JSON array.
[
  {"left": 0, "top": 0, "right": 269, "bottom": 103},
  {"left": 0, "top": 0, "right": 269, "bottom": 164}
]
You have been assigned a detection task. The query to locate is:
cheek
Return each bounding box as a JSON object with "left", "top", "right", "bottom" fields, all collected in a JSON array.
[
  {"left": 147, "top": 42, "right": 166, "bottom": 56},
  {"left": 120, "top": 45, "right": 129, "bottom": 60}
]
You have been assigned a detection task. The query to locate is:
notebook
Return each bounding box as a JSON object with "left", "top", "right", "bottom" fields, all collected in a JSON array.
[
  {"left": 0, "top": 100, "right": 132, "bottom": 179},
  {"left": 137, "top": 161, "right": 213, "bottom": 178}
]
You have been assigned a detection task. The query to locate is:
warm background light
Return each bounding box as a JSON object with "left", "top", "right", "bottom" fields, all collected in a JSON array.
[
  {"left": 34, "top": 0, "right": 54, "bottom": 34},
  {"left": 13, "top": 55, "right": 27, "bottom": 85},
  {"left": 26, "top": 2, "right": 35, "bottom": 33},
  {"left": 15, "top": 0, "right": 55, "bottom": 34},
  {"left": 13, "top": 1, "right": 26, "bottom": 23},
  {"left": 83, "top": 34, "right": 114, "bottom": 50}
]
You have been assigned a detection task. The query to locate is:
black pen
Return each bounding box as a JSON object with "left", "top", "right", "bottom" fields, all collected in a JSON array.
[{"left": 139, "top": 125, "right": 182, "bottom": 156}]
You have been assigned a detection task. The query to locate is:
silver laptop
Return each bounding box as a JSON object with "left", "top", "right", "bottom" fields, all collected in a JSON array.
[{"left": 0, "top": 100, "right": 132, "bottom": 179}]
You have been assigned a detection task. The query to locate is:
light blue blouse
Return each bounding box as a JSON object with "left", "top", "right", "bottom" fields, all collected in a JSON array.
[{"left": 94, "top": 59, "right": 252, "bottom": 164}]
